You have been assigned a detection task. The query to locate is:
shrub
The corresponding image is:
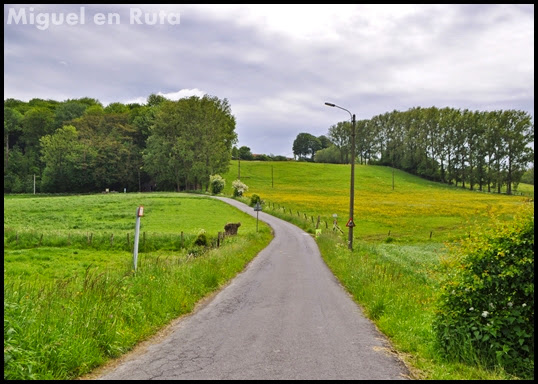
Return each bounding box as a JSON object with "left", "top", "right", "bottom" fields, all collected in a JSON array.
[
  {"left": 232, "top": 180, "right": 248, "bottom": 197},
  {"left": 209, "top": 174, "right": 226, "bottom": 195},
  {"left": 250, "top": 194, "right": 262, "bottom": 207},
  {"left": 433, "top": 209, "right": 534, "bottom": 378},
  {"left": 193, "top": 229, "right": 209, "bottom": 247}
]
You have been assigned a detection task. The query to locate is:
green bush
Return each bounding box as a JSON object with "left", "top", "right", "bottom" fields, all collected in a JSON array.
[
  {"left": 209, "top": 174, "right": 226, "bottom": 195},
  {"left": 232, "top": 180, "right": 248, "bottom": 197},
  {"left": 193, "top": 229, "right": 209, "bottom": 247},
  {"left": 433, "top": 209, "right": 534, "bottom": 379},
  {"left": 250, "top": 194, "right": 262, "bottom": 207}
]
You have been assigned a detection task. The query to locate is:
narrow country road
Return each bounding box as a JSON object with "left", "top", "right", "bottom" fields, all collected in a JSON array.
[{"left": 96, "top": 196, "right": 411, "bottom": 380}]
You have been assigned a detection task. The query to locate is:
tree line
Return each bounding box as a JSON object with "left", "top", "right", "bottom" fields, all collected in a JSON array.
[
  {"left": 4, "top": 94, "right": 237, "bottom": 193},
  {"left": 293, "top": 106, "right": 534, "bottom": 194}
]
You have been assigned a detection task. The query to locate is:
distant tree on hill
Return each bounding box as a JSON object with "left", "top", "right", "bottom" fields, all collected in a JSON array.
[
  {"left": 238, "top": 146, "right": 253, "bottom": 160},
  {"left": 318, "top": 135, "right": 333, "bottom": 150},
  {"left": 314, "top": 145, "right": 342, "bottom": 164},
  {"left": 328, "top": 121, "right": 351, "bottom": 164},
  {"left": 292, "top": 132, "right": 321, "bottom": 160}
]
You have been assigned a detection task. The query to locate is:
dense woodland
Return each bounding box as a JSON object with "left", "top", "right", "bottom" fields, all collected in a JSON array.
[
  {"left": 4, "top": 96, "right": 534, "bottom": 195},
  {"left": 4, "top": 94, "right": 237, "bottom": 193},
  {"left": 293, "top": 107, "right": 534, "bottom": 194}
]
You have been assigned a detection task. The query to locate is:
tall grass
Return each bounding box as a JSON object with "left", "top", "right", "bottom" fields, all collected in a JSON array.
[
  {"left": 4, "top": 228, "right": 199, "bottom": 252},
  {"left": 4, "top": 230, "right": 272, "bottom": 380}
]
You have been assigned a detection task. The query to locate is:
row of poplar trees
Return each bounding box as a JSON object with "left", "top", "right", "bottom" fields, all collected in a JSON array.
[
  {"left": 316, "top": 107, "right": 534, "bottom": 194},
  {"left": 4, "top": 94, "right": 237, "bottom": 193}
]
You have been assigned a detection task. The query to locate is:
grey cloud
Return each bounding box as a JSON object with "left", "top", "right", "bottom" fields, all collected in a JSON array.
[{"left": 3, "top": 4, "right": 533, "bottom": 156}]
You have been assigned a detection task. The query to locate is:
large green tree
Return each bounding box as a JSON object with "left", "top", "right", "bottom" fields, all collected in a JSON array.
[
  {"left": 40, "top": 125, "right": 84, "bottom": 192},
  {"left": 292, "top": 132, "right": 321, "bottom": 160},
  {"left": 327, "top": 122, "right": 351, "bottom": 163},
  {"left": 238, "top": 146, "right": 253, "bottom": 160},
  {"left": 143, "top": 95, "right": 237, "bottom": 191}
]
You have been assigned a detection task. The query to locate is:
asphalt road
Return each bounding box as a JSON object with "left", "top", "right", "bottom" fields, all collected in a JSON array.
[{"left": 96, "top": 196, "right": 410, "bottom": 380}]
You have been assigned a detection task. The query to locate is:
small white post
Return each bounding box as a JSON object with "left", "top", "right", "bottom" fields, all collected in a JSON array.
[
  {"left": 33, "top": 174, "right": 36, "bottom": 194},
  {"left": 133, "top": 206, "right": 144, "bottom": 271}
]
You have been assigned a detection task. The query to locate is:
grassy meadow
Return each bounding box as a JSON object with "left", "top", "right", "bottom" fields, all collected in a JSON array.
[
  {"left": 224, "top": 161, "right": 532, "bottom": 243},
  {"left": 4, "top": 193, "right": 272, "bottom": 379},
  {"left": 225, "top": 160, "right": 534, "bottom": 380},
  {"left": 4, "top": 161, "right": 534, "bottom": 380}
]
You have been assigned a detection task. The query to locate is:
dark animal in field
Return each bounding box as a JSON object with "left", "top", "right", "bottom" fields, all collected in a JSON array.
[{"left": 224, "top": 222, "right": 241, "bottom": 236}]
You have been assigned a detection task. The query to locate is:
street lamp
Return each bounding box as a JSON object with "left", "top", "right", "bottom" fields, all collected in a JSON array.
[{"left": 325, "top": 102, "right": 356, "bottom": 250}]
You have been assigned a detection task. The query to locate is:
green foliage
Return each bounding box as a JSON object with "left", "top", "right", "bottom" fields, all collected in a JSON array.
[
  {"left": 193, "top": 229, "right": 209, "bottom": 247},
  {"left": 433, "top": 209, "right": 534, "bottom": 378},
  {"left": 143, "top": 95, "right": 237, "bottom": 191},
  {"left": 39, "top": 125, "right": 84, "bottom": 193},
  {"left": 83, "top": 104, "right": 104, "bottom": 116},
  {"left": 209, "top": 174, "right": 226, "bottom": 195},
  {"left": 249, "top": 193, "right": 262, "bottom": 207},
  {"left": 292, "top": 132, "right": 321, "bottom": 160},
  {"left": 232, "top": 179, "right": 248, "bottom": 197},
  {"left": 327, "top": 121, "right": 351, "bottom": 164},
  {"left": 103, "top": 102, "right": 129, "bottom": 114},
  {"left": 521, "top": 166, "right": 534, "bottom": 185},
  {"left": 53, "top": 101, "right": 87, "bottom": 129},
  {"left": 238, "top": 145, "right": 253, "bottom": 160},
  {"left": 314, "top": 145, "right": 343, "bottom": 164}
]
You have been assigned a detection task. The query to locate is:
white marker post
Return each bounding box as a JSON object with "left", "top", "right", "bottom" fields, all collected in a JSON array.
[{"left": 133, "top": 206, "right": 144, "bottom": 271}]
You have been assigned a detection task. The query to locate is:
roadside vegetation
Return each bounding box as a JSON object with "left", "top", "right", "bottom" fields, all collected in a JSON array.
[
  {"left": 225, "top": 160, "right": 534, "bottom": 380},
  {"left": 4, "top": 193, "right": 272, "bottom": 379}
]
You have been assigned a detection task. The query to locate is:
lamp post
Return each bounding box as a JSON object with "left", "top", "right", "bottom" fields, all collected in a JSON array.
[{"left": 325, "top": 102, "right": 356, "bottom": 250}]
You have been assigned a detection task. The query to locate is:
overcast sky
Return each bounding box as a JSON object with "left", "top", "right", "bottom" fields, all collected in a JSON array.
[{"left": 4, "top": 4, "right": 534, "bottom": 156}]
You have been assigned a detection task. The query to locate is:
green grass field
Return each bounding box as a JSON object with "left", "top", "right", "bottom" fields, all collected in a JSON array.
[
  {"left": 4, "top": 193, "right": 273, "bottom": 379},
  {"left": 4, "top": 193, "right": 270, "bottom": 281},
  {"left": 4, "top": 162, "right": 533, "bottom": 380},
  {"left": 224, "top": 160, "right": 532, "bottom": 243}
]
